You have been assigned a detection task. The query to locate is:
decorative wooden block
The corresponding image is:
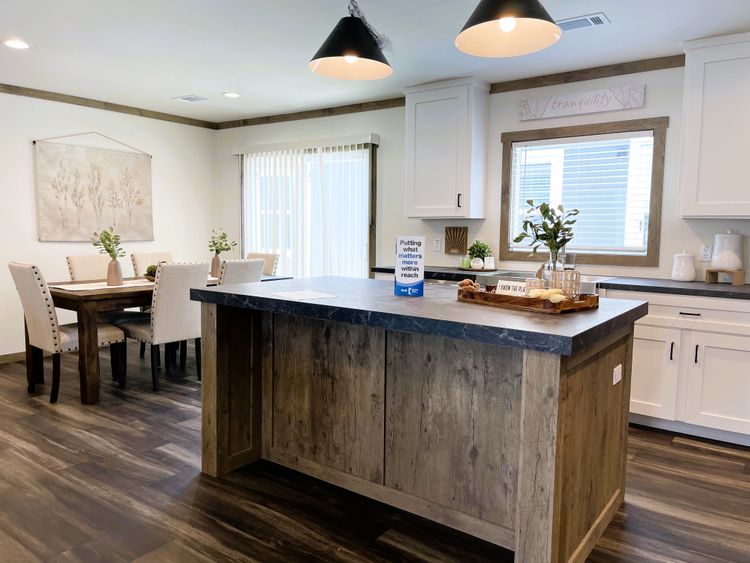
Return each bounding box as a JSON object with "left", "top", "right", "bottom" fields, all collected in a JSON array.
[
  {"left": 444, "top": 226, "right": 468, "bottom": 255},
  {"left": 704, "top": 269, "right": 745, "bottom": 286}
]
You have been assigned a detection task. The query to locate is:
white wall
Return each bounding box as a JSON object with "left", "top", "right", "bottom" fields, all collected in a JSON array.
[
  {"left": 0, "top": 94, "right": 220, "bottom": 355},
  {"left": 215, "top": 66, "right": 750, "bottom": 280}
]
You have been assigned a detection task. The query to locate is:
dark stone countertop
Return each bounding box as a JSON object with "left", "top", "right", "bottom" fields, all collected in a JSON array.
[
  {"left": 599, "top": 277, "right": 750, "bottom": 300},
  {"left": 371, "top": 265, "right": 498, "bottom": 282},
  {"left": 192, "top": 276, "right": 647, "bottom": 356}
]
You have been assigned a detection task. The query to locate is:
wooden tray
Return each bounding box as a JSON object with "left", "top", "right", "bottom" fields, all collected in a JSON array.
[{"left": 457, "top": 289, "right": 599, "bottom": 314}]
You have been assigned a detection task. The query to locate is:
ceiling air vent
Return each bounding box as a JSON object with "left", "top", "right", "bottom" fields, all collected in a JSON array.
[
  {"left": 556, "top": 12, "right": 610, "bottom": 32},
  {"left": 172, "top": 94, "right": 208, "bottom": 103}
]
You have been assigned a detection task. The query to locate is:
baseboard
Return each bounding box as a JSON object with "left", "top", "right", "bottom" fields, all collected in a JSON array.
[
  {"left": 0, "top": 351, "right": 28, "bottom": 364},
  {"left": 630, "top": 414, "right": 750, "bottom": 447}
]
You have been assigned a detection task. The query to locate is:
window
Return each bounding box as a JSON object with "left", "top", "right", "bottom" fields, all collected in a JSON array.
[
  {"left": 500, "top": 117, "right": 668, "bottom": 267},
  {"left": 242, "top": 139, "right": 376, "bottom": 278}
]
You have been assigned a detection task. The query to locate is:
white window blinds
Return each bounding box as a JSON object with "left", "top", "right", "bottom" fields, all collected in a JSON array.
[
  {"left": 508, "top": 130, "right": 654, "bottom": 255},
  {"left": 243, "top": 142, "right": 371, "bottom": 278}
]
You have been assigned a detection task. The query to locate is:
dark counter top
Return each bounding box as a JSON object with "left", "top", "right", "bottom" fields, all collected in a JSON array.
[
  {"left": 192, "top": 276, "right": 647, "bottom": 356},
  {"left": 600, "top": 277, "right": 750, "bottom": 300},
  {"left": 371, "top": 265, "right": 497, "bottom": 282}
]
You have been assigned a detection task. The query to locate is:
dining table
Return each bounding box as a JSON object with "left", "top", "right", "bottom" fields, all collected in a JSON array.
[{"left": 32, "top": 274, "right": 291, "bottom": 404}]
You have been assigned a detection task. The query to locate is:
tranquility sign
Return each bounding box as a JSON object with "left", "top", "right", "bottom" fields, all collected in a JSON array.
[{"left": 519, "top": 83, "right": 646, "bottom": 121}]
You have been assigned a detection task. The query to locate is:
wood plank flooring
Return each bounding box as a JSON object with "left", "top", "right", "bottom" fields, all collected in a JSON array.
[{"left": 0, "top": 342, "right": 748, "bottom": 562}]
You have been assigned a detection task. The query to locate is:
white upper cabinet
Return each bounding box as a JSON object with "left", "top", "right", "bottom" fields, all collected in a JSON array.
[
  {"left": 405, "top": 78, "right": 488, "bottom": 219},
  {"left": 680, "top": 32, "right": 750, "bottom": 218}
]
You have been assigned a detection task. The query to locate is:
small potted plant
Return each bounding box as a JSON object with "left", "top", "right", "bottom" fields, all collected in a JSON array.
[
  {"left": 145, "top": 264, "right": 157, "bottom": 282},
  {"left": 468, "top": 240, "right": 492, "bottom": 270},
  {"left": 91, "top": 227, "right": 126, "bottom": 286},
  {"left": 208, "top": 228, "right": 237, "bottom": 277},
  {"left": 513, "top": 200, "right": 579, "bottom": 277}
]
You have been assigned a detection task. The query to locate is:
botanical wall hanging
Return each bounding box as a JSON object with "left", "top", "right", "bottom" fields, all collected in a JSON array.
[{"left": 34, "top": 133, "right": 153, "bottom": 241}]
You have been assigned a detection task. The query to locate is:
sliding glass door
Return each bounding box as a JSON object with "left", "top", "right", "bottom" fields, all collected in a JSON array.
[{"left": 242, "top": 141, "right": 373, "bottom": 278}]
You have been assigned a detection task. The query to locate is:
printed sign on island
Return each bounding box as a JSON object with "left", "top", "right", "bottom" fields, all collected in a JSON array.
[
  {"left": 395, "top": 236, "right": 424, "bottom": 297},
  {"left": 519, "top": 84, "right": 646, "bottom": 121}
]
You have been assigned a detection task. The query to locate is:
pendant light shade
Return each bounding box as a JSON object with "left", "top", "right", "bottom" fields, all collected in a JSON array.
[
  {"left": 456, "top": 0, "right": 561, "bottom": 58},
  {"left": 309, "top": 16, "right": 392, "bottom": 80}
]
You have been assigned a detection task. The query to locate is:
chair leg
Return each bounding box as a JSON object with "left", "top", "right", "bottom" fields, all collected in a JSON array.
[
  {"left": 195, "top": 338, "right": 201, "bottom": 381},
  {"left": 155, "top": 345, "right": 161, "bottom": 368},
  {"left": 50, "top": 353, "right": 61, "bottom": 404},
  {"left": 165, "top": 342, "right": 177, "bottom": 372},
  {"left": 111, "top": 341, "right": 127, "bottom": 389},
  {"left": 150, "top": 344, "right": 160, "bottom": 392},
  {"left": 139, "top": 341, "right": 146, "bottom": 359},
  {"left": 110, "top": 343, "right": 118, "bottom": 380},
  {"left": 179, "top": 340, "right": 187, "bottom": 373}
]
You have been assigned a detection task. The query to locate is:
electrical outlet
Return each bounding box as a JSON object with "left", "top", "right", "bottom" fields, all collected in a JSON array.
[
  {"left": 700, "top": 244, "right": 713, "bottom": 262},
  {"left": 612, "top": 364, "right": 623, "bottom": 385},
  {"left": 432, "top": 237, "right": 441, "bottom": 252}
]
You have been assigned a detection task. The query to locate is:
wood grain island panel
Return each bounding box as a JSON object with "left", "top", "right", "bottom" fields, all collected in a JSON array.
[{"left": 193, "top": 277, "right": 646, "bottom": 562}]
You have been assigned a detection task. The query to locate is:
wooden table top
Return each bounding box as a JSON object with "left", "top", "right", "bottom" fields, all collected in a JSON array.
[{"left": 48, "top": 277, "right": 158, "bottom": 300}]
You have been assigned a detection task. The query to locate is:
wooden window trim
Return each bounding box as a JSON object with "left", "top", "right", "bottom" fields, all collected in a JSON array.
[{"left": 499, "top": 117, "right": 669, "bottom": 267}]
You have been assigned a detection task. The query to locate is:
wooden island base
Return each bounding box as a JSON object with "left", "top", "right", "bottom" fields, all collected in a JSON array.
[{"left": 200, "top": 303, "right": 633, "bottom": 563}]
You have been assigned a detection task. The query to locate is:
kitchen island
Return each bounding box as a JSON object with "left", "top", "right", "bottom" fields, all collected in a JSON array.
[{"left": 191, "top": 277, "right": 647, "bottom": 562}]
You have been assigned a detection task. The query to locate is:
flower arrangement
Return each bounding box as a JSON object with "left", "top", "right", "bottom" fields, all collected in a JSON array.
[
  {"left": 208, "top": 228, "right": 237, "bottom": 256},
  {"left": 91, "top": 227, "right": 125, "bottom": 260},
  {"left": 513, "top": 200, "right": 579, "bottom": 265}
]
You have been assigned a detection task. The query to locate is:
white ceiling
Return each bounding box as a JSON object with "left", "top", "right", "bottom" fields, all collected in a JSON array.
[{"left": 2, "top": 0, "right": 749, "bottom": 123}]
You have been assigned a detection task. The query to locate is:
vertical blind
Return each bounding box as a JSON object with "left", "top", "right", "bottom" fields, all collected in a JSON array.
[
  {"left": 243, "top": 142, "right": 370, "bottom": 278},
  {"left": 509, "top": 130, "right": 655, "bottom": 255}
]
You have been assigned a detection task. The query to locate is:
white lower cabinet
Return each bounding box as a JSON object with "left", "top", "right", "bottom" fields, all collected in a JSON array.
[
  {"left": 684, "top": 331, "right": 750, "bottom": 434},
  {"left": 630, "top": 325, "right": 681, "bottom": 420},
  {"left": 605, "top": 289, "right": 750, "bottom": 442}
]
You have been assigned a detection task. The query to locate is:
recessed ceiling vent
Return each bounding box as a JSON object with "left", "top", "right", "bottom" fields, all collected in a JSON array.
[
  {"left": 172, "top": 95, "right": 208, "bottom": 103},
  {"left": 556, "top": 12, "right": 610, "bottom": 32}
]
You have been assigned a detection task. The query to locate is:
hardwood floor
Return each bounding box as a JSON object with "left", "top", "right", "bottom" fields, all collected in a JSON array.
[{"left": 0, "top": 342, "right": 748, "bottom": 562}]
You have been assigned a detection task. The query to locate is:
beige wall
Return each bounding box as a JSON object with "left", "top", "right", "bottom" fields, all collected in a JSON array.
[
  {"left": 215, "top": 66, "right": 750, "bottom": 279},
  {"left": 0, "top": 93, "right": 221, "bottom": 355}
]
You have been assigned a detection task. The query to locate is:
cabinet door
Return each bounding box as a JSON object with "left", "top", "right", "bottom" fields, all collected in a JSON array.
[
  {"left": 684, "top": 331, "right": 750, "bottom": 434},
  {"left": 681, "top": 36, "right": 750, "bottom": 217},
  {"left": 630, "top": 325, "right": 681, "bottom": 420},
  {"left": 406, "top": 86, "right": 468, "bottom": 218}
]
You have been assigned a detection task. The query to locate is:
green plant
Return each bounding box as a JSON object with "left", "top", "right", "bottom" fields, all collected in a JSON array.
[
  {"left": 208, "top": 228, "right": 237, "bottom": 256},
  {"left": 145, "top": 264, "right": 157, "bottom": 277},
  {"left": 91, "top": 227, "right": 125, "bottom": 260},
  {"left": 468, "top": 240, "right": 492, "bottom": 260},
  {"left": 513, "top": 200, "right": 579, "bottom": 259}
]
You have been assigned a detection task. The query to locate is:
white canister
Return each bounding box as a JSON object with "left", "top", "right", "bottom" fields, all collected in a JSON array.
[
  {"left": 483, "top": 256, "right": 496, "bottom": 270},
  {"left": 671, "top": 251, "right": 696, "bottom": 282},
  {"left": 710, "top": 229, "right": 743, "bottom": 270},
  {"left": 470, "top": 257, "right": 484, "bottom": 270}
]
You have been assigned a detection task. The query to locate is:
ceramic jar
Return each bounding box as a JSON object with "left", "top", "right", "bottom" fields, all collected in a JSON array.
[{"left": 671, "top": 250, "right": 696, "bottom": 282}]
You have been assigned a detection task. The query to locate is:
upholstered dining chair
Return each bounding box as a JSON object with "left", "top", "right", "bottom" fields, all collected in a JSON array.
[
  {"left": 131, "top": 251, "right": 173, "bottom": 277},
  {"left": 8, "top": 262, "right": 126, "bottom": 403},
  {"left": 218, "top": 259, "right": 264, "bottom": 285},
  {"left": 66, "top": 254, "right": 111, "bottom": 280},
  {"left": 111, "top": 262, "right": 208, "bottom": 391},
  {"left": 245, "top": 252, "right": 278, "bottom": 275}
]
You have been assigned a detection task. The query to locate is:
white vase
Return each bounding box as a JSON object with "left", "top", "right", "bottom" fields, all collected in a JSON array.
[{"left": 470, "top": 258, "right": 484, "bottom": 270}]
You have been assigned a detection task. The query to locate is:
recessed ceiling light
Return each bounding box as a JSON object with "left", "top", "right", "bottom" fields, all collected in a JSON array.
[
  {"left": 2, "top": 37, "right": 32, "bottom": 50},
  {"left": 223, "top": 92, "right": 241, "bottom": 98}
]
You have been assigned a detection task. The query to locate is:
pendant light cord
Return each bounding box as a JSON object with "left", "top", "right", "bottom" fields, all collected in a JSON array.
[{"left": 347, "top": 0, "right": 393, "bottom": 51}]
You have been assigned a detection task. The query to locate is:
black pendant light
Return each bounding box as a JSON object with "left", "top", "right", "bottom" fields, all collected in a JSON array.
[
  {"left": 309, "top": 2, "right": 392, "bottom": 80},
  {"left": 456, "top": 0, "right": 561, "bottom": 58}
]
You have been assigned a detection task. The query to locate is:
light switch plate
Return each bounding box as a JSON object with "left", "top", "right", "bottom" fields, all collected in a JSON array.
[
  {"left": 612, "top": 364, "right": 623, "bottom": 385},
  {"left": 700, "top": 244, "right": 713, "bottom": 262},
  {"left": 432, "top": 237, "right": 441, "bottom": 252}
]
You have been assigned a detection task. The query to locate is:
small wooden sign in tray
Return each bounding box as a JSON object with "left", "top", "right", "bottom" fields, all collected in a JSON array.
[{"left": 457, "top": 289, "right": 599, "bottom": 314}]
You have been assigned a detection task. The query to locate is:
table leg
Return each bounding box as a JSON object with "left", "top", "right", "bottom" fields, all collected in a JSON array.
[
  {"left": 24, "top": 321, "right": 44, "bottom": 391},
  {"left": 77, "top": 301, "right": 100, "bottom": 405}
]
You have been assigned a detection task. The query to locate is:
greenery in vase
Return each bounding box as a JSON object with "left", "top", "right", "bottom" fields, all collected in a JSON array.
[
  {"left": 513, "top": 200, "right": 579, "bottom": 260},
  {"left": 208, "top": 228, "right": 237, "bottom": 256},
  {"left": 91, "top": 227, "right": 125, "bottom": 260},
  {"left": 145, "top": 264, "right": 157, "bottom": 277},
  {"left": 468, "top": 240, "right": 492, "bottom": 260}
]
